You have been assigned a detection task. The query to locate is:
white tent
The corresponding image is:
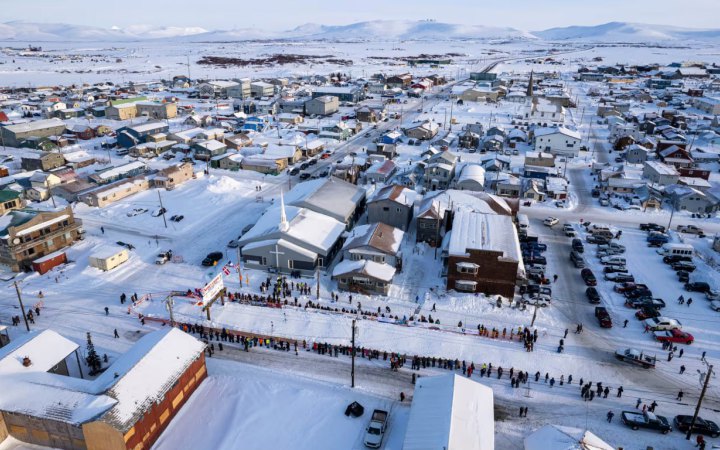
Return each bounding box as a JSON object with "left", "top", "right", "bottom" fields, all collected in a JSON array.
[
  {"left": 403, "top": 374, "right": 494, "bottom": 450},
  {"left": 524, "top": 424, "right": 614, "bottom": 450}
]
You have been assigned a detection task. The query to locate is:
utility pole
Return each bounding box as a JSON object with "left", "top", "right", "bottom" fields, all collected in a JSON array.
[
  {"left": 686, "top": 364, "right": 713, "bottom": 440},
  {"left": 667, "top": 200, "right": 676, "bottom": 232},
  {"left": 157, "top": 190, "right": 168, "bottom": 229},
  {"left": 530, "top": 300, "right": 540, "bottom": 327},
  {"left": 237, "top": 246, "right": 243, "bottom": 287},
  {"left": 449, "top": 101, "right": 454, "bottom": 131},
  {"left": 351, "top": 319, "right": 356, "bottom": 388},
  {"left": 165, "top": 295, "right": 175, "bottom": 327},
  {"left": 13, "top": 281, "right": 30, "bottom": 332}
]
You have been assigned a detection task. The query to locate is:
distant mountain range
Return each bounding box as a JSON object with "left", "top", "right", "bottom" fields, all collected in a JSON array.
[{"left": 0, "top": 20, "right": 718, "bottom": 43}]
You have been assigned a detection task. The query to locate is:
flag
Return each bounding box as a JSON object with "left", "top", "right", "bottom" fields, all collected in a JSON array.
[{"left": 222, "top": 265, "right": 230, "bottom": 276}]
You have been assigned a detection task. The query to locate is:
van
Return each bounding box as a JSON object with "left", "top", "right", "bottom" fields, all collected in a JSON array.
[
  {"left": 570, "top": 250, "right": 585, "bottom": 268},
  {"left": 572, "top": 238, "right": 584, "bottom": 253},
  {"left": 517, "top": 214, "right": 529, "bottom": 231},
  {"left": 657, "top": 243, "right": 694, "bottom": 257},
  {"left": 116, "top": 148, "right": 129, "bottom": 156}
]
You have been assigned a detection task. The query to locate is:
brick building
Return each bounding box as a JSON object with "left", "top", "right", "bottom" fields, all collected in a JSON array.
[
  {"left": 0, "top": 328, "right": 207, "bottom": 450},
  {"left": 445, "top": 210, "right": 522, "bottom": 298}
]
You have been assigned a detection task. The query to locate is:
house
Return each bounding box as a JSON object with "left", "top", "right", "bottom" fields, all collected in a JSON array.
[
  {"left": 424, "top": 151, "right": 458, "bottom": 190},
  {"left": 152, "top": 163, "right": 194, "bottom": 190},
  {"left": 445, "top": 210, "right": 522, "bottom": 297},
  {"left": 136, "top": 101, "right": 177, "bottom": 119},
  {"left": 286, "top": 177, "right": 366, "bottom": 229},
  {"left": 523, "top": 165, "right": 557, "bottom": 181},
  {"left": 305, "top": 96, "right": 340, "bottom": 116},
  {"left": 0, "top": 189, "right": 25, "bottom": 215},
  {"left": 20, "top": 151, "right": 66, "bottom": 171},
  {"left": 690, "top": 96, "right": 720, "bottom": 115},
  {"left": 250, "top": 81, "right": 275, "bottom": 98},
  {"left": 26, "top": 172, "right": 62, "bottom": 202},
  {"left": 263, "top": 145, "right": 302, "bottom": 166},
  {"left": 546, "top": 177, "right": 569, "bottom": 200},
  {"left": 658, "top": 145, "right": 693, "bottom": 168},
  {"left": 226, "top": 78, "right": 251, "bottom": 98},
  {"left": 241, "top": 157, "right": 286, "bottom": 175},
  {"left": 0, "top": 328, "right": 206, "bottom": 450},
  {"left": 522, "top": 179, "right": 546, "bottom": 201},
  {"left": 386, "top": 74, "right": 412, "bottom": 88},
  {"left": 458, "top": 130, "right": 481, "bottom": 149},
  {"left": 403, "top": 374, "right": 494, "bottom": 450},
  {"left": 525, "top": 98, "right": 566, "bottom": 125},
  {"left": 607, "top": 176, "right": 645, "bottom": 194},
  {"left": 365, "top": 160, "right": 397, "bottom": 184},
  {"left": 341, "top": 222, "right": 404, "bottom": 269},
  {"left": 198, "top": 80, "right": 240, "bottom": 97},
  {"left": 193, "top": 139, "right": 227, "bottom": 161},
  {"left": 89, "top": 245, "right": 129, "bottom": 271},
  {"left": 69, "top": 124, "right": 95, "bottom": 140},
  {"left": 80, "top": 176, "right": 151, "bottom": 208},
  {"left": 367, "top": 184, "right": 417, "bottom": 231},
  {"left": 533, "top": 126, "right": 581, "bottom": 157},
  {"left": 277, "top": 113, "right": 303, "bottom": 124},
  {"left": 0, "top": 206, "right": 83, "bottom": 271},
  {"left": 224, "top": 133, "right": 253, "bottom": 150},
  {"left": 105, "top": 103, "right": 137, "bottom": 120},
  {"left": 217, "top": 153, "right": 244, "bottom": 171},
  {"left": 671, "top": 187, "right": 720, "bottom": 214},
  {"left": 625, "top": 144, "right": 650, "bottom": 164},
  {"left": 332, "top": 259, "right": 396, "bottom": 296},
  {"left": 312, "top": 86, "right": 364, "bottom": 103},
  {"left": 454, "top": 164, "right": 485, "bottom": 192},
  {"left": 406, "top": 121, "right": 440, "bottom": 141},
  {"left": 1, "top": 118, "right": 67, "bottom": 147},
  {"left": 90, "top": 161, "right": 147, "bottom": 185},
  {"left": 116, "top": 122, "right": 169, "bottom": 148},
  {"left": 643, "top": 161, "right": 680, "bottom": 186},
  {"left": 524, "top": 151, "right": 555, "bottom": 167},
  {"left": 496, "top": 175, "right": 522, "bottom": 197}
]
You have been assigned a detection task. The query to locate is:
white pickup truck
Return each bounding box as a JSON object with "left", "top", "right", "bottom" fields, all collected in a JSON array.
[
  {"left": 677, "top": 224, "right": 705, "bottom": 236},
  {"left": 364, "top": 409, "right": 388, "bottom": 448}
]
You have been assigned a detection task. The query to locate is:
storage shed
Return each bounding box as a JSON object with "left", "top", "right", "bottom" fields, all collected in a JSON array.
[
  {"left": 89, "top": 246, "right": 129, "bottom": 271},
  {"left": 32, "top": 250, "right": 67, "bottom": 275}
]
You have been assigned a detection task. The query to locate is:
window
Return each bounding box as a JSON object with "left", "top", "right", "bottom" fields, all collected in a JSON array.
[
  {"left": 159, "top": 409, "right": 170, "bottom": 425},
  {"left": 455, "top": 280, "right": 477, "bottom": 292},
  {"left": 456, "top": 262, "right": 479, "bottom": 274},
  {"left": 383, "top": 207, "right": 389, "bottom": 212},
  {"left": 171, "top": 391, "right": 185, "bottom": 409}
]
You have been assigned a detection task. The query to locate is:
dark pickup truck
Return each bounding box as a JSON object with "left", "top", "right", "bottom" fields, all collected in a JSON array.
[
  {"left": 621, "top": 411, "right": 671, "bottom": 434},
  {"left": 640, "top": 223, "right": 666, "bottom": 233}
]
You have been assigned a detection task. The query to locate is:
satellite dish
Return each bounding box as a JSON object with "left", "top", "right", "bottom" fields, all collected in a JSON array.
[{"left": 13, "top": 238, "right": 20, "bottom": 245}]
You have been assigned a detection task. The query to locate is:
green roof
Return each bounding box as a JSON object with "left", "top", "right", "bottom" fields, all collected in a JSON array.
[
  {"left": 0, "top": 189, "right": 21, "bottom": 203},
  {"left": 110, "top": 96, "right": 147, "bottom": 106}
]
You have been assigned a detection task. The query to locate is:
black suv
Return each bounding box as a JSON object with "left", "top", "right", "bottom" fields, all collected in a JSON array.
[
  {"left": 674, "top": 415, "right": 720, "bottom": 438},
  {"left": 685, "top": 282, "right": 711, "bottom": 293},
  {"left": 586, "top": 287, "right": 601, "bottom": 304},
  {"left": 663, "top": 255, "right": 692, "bottom": 264},
  {"left": 671, "top": 261, "right": 696, "bottom": 272},
  {"left": 202, "top": 251, "right": 223, "bottom": 267}
]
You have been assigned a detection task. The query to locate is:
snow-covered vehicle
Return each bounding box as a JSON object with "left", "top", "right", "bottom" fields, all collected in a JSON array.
[
  {"left": 643, "top": 317, "right": 682, "bottom": 331},
  {"left": 126, "top": 208, "right": 148, "bottom": 217},
  {"left": 621, "top": 411, "right": 671, "bottom": 434},
  {"left": 543, "top": 217, "right": 559, "bottom": 227},
  {"left": 364, "top": 409, "right": 388, "bottom": 448},
  {"left": 615, "top": 348, "right": 656, "bottom": 369},
  {"left": 677, "top": 224, "right": 705, "bottom": 236},
  {"left": 155, "top": 250, "right": 173, "bottom": 265}
]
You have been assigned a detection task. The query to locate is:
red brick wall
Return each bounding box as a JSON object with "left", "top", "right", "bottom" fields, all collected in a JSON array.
[
  {"left": 124, "top": 353, "right": 207, "bottom": 450},
  {"left": 447, "top": 249, "right": 518, "bottom": 298}
]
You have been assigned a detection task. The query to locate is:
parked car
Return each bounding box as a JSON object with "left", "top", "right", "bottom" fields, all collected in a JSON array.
[
  {"left": 126, "top": 208, "right": 148, "bottom": 217},
  {"left": 598, "top": 242, "right": 625, "bottom": 253},
  {"left": 595, "top": 306, "right": 612, "bottom": 328},
  {"left": 615, "top": 282, "right": 647, "bottom": 293},
  {"left": 605, "top": 272, "right": 634, "bottom": 283},
  {"left": 677, "top": 224, "right": 705, "bottom": 236},
  {"left": 640, "top": 223, "right": 666, "bottom": 232},
  {"left": 643, "top": 317, "right": 682, "bottom": 331},
  {"left": 202, "top": 251, "right": 223, "bottom": 267},
  {"left": 572, "top": 239, "right": 584, "bottom": 253},
  {"left": 654, "top": 329, "right": 694, "bottom": 345},
  {"left": 673, "top": 415, "right": 720, "bottom": 438},
  {"left": 671, "top": 261, "right": 696, "bottom": 272},
  {"left": 710, "top": 301, "right": 720, "bottom": 312},
  {"left": 685, "top": 282, "right": 711, "bottom": 293},
  {"left": 600, "top": 256, "right": 626, "bottom": 265},
  {"left": 706, "top": 290, "right": 720, "bottom": 301},
  {"left": 543, "top": 217, "right": 559, "bottom": 227},
  {"left": 625, "top": 287, "right": 653, "bottom": 299},
  {"left": 586, "top": 287, "right": 601, "bottom": 304},
  {"left": 626, "top": 297, "right": 666, "bottom": 309},
  {"left": 289, "top": 167, "right": 300, "bottom": 176},
  {"left": 603, "top": 264, "right": 628, "bottom": 274},
  {"left": 565, "top": 228, "right": 577, "bottom": 237},
  {"left": 587, "top": 235, "right": 610, "bottom": 245},
  {"left": 677, "top": 271, "right": 690, "bottom": 283},
  {"left": 635, "top": 306, "right": 661, "bottom": 320},
  {"left": 152, "top": 207, "right": 167, "bottom": 217},
  {"left": 299, "top": 172, "right": 312, "bottom": 180},
  {"left": 115, "top": 241, "right": 135, "bottom": 250},
  {"left": 581, "top": 268, "right": 597, "bottom": 286},
  {"left": 663, "top": 255, "right": 692, "bottom": 264},
  {"left": 621, "top": 411, "right": 671, "bottom": 434}
]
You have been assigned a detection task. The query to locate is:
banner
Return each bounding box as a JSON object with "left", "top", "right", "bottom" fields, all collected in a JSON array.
[{"left": 200, "top": 273, "right": 224, "bottom": 304}]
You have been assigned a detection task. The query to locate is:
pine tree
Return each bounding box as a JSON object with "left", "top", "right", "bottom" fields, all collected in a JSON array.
[{"left": 86, "top": 332, "right": 101, "bottom": 372}]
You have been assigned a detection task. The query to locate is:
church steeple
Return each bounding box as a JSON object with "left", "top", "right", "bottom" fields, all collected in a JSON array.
[
  {"left": 526, "top": 70, "right": 534, "bottom": 98},
  {"left": 279, "top": 191, "right": 289, "bottom": 232}
]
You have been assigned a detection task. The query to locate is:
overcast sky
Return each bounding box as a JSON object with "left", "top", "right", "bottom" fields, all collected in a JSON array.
[{"left": 2, "top": 0, "right": 719, "bottom": 30}]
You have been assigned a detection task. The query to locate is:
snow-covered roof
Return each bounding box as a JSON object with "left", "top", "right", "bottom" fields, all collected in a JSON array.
[
  {"left": 128, "top": 121, "right": 167, "bottom": 134},
  {"left": 94, "top": 161, "right": 146, "bottom": 181},
  {"left": 332, "top": 259, "right": 396, "bottom": 282},
  {"left": 448, "top": 210, "right": 521, "bottom": 263},
  {"left": 457, "top": 164, "right": 486, "bottom": 184},
  {"left": 370, "top": 184, "right": 417, "bottom": 207},
  {"left": 2, "top": 118, "right": 65, "bottom": 133},
  {"left": 534, "top": 126, "right": 581, "bottom": 140},
  {"left": 524, "top": 424, "right": 613, "bottom": 450},
  {"left": 343, "top": 222, "right": 404, "bottom": 255},
  {"left": 90, "top": 245, "right": 127, "bottom": 260},
  {"left": 403, "top": 374, "right": 494, "bottom": 450},
  {"left": 0, "top": 330, "right": 78, "bottom": 375},
  {"left": 286, "top": 177, "right": 365, "bottom": 224}
]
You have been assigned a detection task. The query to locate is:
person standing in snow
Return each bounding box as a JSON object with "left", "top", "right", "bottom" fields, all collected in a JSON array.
[
  {"left": 104, "top": 306, "right": 109, "bottom": 316},
  {"left": 636, "top": 398, "right": 642, "bottom": 409},
  {"left": 114, "top": 329, "right": 119, "bottom": 338},
  {"left": 607, "top": 411, "right": 614, "bottom": 423},
  {"left": 677, "top": 390, "right": 684, "bottom": 401}
]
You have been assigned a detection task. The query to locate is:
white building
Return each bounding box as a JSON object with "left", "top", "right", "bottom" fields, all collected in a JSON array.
[{"left": 533, "top": 127, "right": 582, "bottom": 157}]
